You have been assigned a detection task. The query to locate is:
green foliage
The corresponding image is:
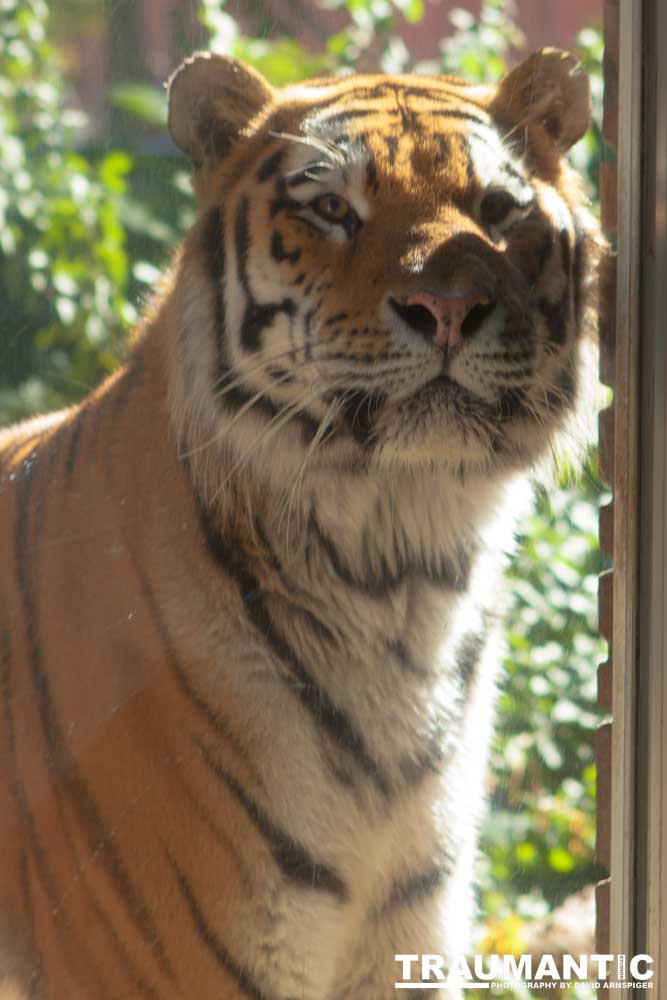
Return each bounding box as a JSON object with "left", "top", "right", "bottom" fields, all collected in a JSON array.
[
  {"left": 109, "top": 83, "right": 168, "bottom": 126},
  {"left": 478, "top": 479, "right": 607, "bottom": 925},
  {"left": 0, "top": 0, "right": 135, "bottom": 418},
  {"left": 431, "top": 1, "right": 526, "bottom": 81},
  {"left": 570, "top": 26, "right": 605, "bottom": 201},
  {"left": 200, "top": 0, "right": 331, "bottom": 82},
  {"left": 0, "top": 5, "right": 606, "bottom": 992}
]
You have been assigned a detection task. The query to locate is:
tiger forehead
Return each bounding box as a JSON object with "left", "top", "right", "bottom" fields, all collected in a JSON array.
[
  {"left": 301, "top": 82, "right": 490, "bottom": 150},
  {"left": 284, "top": 75, "right": 490, "bottom": 120},
  {"left": 270, "top": 81, "right": 517, "bottom": 192},
  {"left": 276, "top": 120, "right": 509, "bottom": 204}
]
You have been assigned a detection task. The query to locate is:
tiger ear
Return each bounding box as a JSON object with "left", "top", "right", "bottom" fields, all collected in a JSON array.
[
  {"left": 167, "top": 52, "right": 274, "bottom": 164},
  {"left": 492, "top": 48, "right": 591, "bottom": 152}
]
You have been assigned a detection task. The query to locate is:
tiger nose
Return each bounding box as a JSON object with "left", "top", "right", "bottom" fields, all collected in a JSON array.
[{"left": 398, "top": 291, "right": 495, "bottom": 349}]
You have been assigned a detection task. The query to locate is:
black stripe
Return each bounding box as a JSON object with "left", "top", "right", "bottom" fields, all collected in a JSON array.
[
  {"left": 398, "top": 740, "right": 445, "bottom": 786},
  {"left": 396, "top": 90, "right": 417, "bottom": 131},
  {"left": 365, "top": 154, "right": 379, "bottom": 191},
  {"left": 425, "top": 108, "right": 489, "bottom": 125},
  {"left": 252, "top": 519, "right": 336, "bottom": 644},
  {"left": 545, "top": 361, "right": 576, "bottom": 413},
  {"left": 300, "top": 84, "right": 390, "bottom": 113},
  {"left": 173, "top": 769, "right": 254, "bottom": 891},
  {"left": 460, "top": 125, "right": 527, "bottom": 182},
  {"left": 19, "top": 850, "right": 42, "bottom": 1000},
  {"left": 77, "top": 873, "right": 163, "bottom": 1000},
  {"left": 495, "top": 366, "right": 534, "bottom": 381},
  {"left": 538, "top": 293, "right": 569, "bottom": 344},
  {"left": 384, "top": 135, "right": 399, "bottom": 165},
  {"left": 233, "top": 196, "right": 252, "bottom": 298},
  {"left": 301, "top": 81, "right": 477, "bottom": 115},
  {"left": 434, "top": 133, "right": 452, "bottom": 164},
  {"left": 200, "top": 207, "right": 322, "bottom": 443},
  {"left": 376, "top": 864, "right": 447, "bottom": 918},
  {"left": 270, "top": 230, "right": 301, "bottom": 265},
  {"left": 314, "top": 107, "right": 395, "bottom": 130},
  {"left": 455, "top": 625, "right": 488, "bottom": 692},
  {"left": 59, "top": 829, "right": 164, "bottom": 1000},
  {"left": 267, "top": 365, "right": 294, "bottom": 385},
  {"left": 498, "top": 387, "right": 528, "bottom": 420},
  {"left": 537, "top": 229, "right": 555, "bottom": 275},
  {"left": 196, "top": 501, "right": 391, "bottom": 798},
  {"left": 269, "top": 174, "right": 304, "bottom": 219},
  {"left": 239, "top": 293, "right": 295, "bottom": 351},
  {"left": 402, "top": 83, "right": 484, "bottom": 104},
  {"left": 477, "top": 350, "right": 535, "bottom": 364},
  {"left": 337, "top": 388, "right": 385, "bottom": 446},
  {"left": 559, "top": 228, "right": 572, "bottom": 279},
  {"left": 64, "top": 407, "right": 87, "bottom": 486},
  {"left": 2, "top": 631, "right": 43, "bottom": 998},
  {"left": 310, "top": 514, "right": 471, "bottom": 597},
  {"left": 168, "top": 855, "right": 267, "bottom": 1000},
  {"left": 256, "top": 147, "right": 284, "bottom": 182},
  {"left": 303, "top": 305, "right": 315, "bottom": 360},
  {"left": 388, "top": 639, "right": 429, "bottom": 678},
  {"left": 195, "top": 737, "right": 348, "bottom": 900},
  {"left": 572, "top": 229, "right": 585, "bottom": 325},
  {"left": 201, "top": 204, "right": 226, "bottom": 281},
  {"left": 234, "top": 197, "right": 296, "bottom": 352},
  {"left": 130, "top": 547, "right": 258, "bottom": 773},
  {"left": 324, "top": 311, "right": 347, "bottom": 326},
  {"left": 534, "top": 225, "right": 572, "bottom": 344},
  {"left": 2, "top": 621, "right": 110, "bottom": 998},
  {"left": 457, "top": 136, "right": 477, "bottom": 185},
  {"left": 2, "top": 627, "right": 16, "bottom": 759},
  {"left": 98, "top": 355, "right": 144, "bottom": 484},
  {"left": 13, "top": 440, "right": 174, "bottom": 983}
]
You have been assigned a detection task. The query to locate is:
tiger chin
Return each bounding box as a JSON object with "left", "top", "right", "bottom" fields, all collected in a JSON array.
[{"left": 0, "top": 49, "right": 602, "bottom": 1000}]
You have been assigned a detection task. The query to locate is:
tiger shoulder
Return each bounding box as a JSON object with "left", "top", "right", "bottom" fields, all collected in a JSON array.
[{"left": 0, "top": 48, "right": 602, "bottom": 999}]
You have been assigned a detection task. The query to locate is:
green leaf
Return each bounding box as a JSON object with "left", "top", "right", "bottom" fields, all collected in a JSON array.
[
  {"left": 109, "top": 84, "right": 167, "bottom": 125},
  {"left": 547, "top": 848, "right": 576, "bottom": 874}
]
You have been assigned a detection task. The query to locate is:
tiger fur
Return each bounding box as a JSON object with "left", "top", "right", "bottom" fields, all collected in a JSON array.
[{"left": 0, "top": 49, "right": 602, "bottom": 999}]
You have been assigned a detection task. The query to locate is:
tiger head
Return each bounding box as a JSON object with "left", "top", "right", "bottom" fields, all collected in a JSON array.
[{"left": 167, "top": 51, "right": 601, "bottom": 485}]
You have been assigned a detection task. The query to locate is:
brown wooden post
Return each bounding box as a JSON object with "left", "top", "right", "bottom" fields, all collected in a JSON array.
[{"left": 596, "top": 0, "right": 619, "bottom": 956}]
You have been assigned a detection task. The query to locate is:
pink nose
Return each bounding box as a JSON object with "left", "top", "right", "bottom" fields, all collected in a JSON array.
[{"left": 403, "top": 291, "right": 493, "bottom": 349}]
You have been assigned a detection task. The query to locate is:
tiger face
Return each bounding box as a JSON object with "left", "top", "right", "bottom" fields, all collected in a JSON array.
[{"left": 168, "top": 50, "right": 600, "bottom": 481}]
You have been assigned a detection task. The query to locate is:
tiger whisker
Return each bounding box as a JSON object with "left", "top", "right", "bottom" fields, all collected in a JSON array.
[
  {"left": 210, "top": 388, "right": 326, "bottom": 506},
  {"left": 285, "top": 161, "right": 337, "bottom": 180},
  {"left": 279, "top": 394, "right": 344, "bottom": 545},
  {"left": 268, "top": 130, "right": 345, "bottom": 165},
  {"left": 212, "top": 345, "right": 319, "bottom": 393},
  {"left": 180, "top": 367, "right": 305, "bottom": 459}
]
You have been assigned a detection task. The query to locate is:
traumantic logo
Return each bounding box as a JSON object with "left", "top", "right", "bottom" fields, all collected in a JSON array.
[{"left": 394, "top": 953, "right": 655, "bottom": 990}]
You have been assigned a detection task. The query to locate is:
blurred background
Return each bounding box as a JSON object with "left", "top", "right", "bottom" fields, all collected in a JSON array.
[{"left": 0, "top": 1, "right": 607, "bottom": 995}]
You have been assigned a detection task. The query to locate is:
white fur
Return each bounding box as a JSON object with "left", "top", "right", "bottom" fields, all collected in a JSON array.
[{"left": 165, "top": 112, "right": 599, "bottom": 997}]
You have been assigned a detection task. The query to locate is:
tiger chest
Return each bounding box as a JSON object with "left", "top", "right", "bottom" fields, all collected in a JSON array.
[{"left": 186, "top": 567, "right": 500, "bottom": 999}]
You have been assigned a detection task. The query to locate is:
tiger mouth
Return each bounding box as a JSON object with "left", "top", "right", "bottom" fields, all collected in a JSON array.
[{"left": 416, "top": 371, "right": 528, "bottom": 421}]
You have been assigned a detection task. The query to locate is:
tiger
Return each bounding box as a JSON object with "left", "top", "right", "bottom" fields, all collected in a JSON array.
[{"left": 0, "top": 47, "right": 602, "bottom": 999}]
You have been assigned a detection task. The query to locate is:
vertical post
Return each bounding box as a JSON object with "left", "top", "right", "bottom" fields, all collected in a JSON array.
[
  {"left": 608, "top": 0, "right": 643, "bottom": 988},
  {"left": 596, "top": 0, "right": 618, "bottom": 958},
  {"left": 635, "top": 0, "right": 667, "bottom": 983}
]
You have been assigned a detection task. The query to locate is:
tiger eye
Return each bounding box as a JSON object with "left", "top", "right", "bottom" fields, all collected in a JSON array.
[
  {"left": 480, "top": 189, "right": 517, "bottom": 228},
  {"left": 313, "top": 193, "right": 351, "bottom": 223}
]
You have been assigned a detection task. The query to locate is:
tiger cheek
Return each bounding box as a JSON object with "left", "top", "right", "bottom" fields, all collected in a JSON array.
[{"left": 269, "top": 226, "right": 303, "bottom": 270}]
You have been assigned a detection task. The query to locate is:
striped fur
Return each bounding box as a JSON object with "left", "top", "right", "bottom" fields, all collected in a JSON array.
[{"left": 0, "top": 50, "right": 602, "bottom": 999}]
